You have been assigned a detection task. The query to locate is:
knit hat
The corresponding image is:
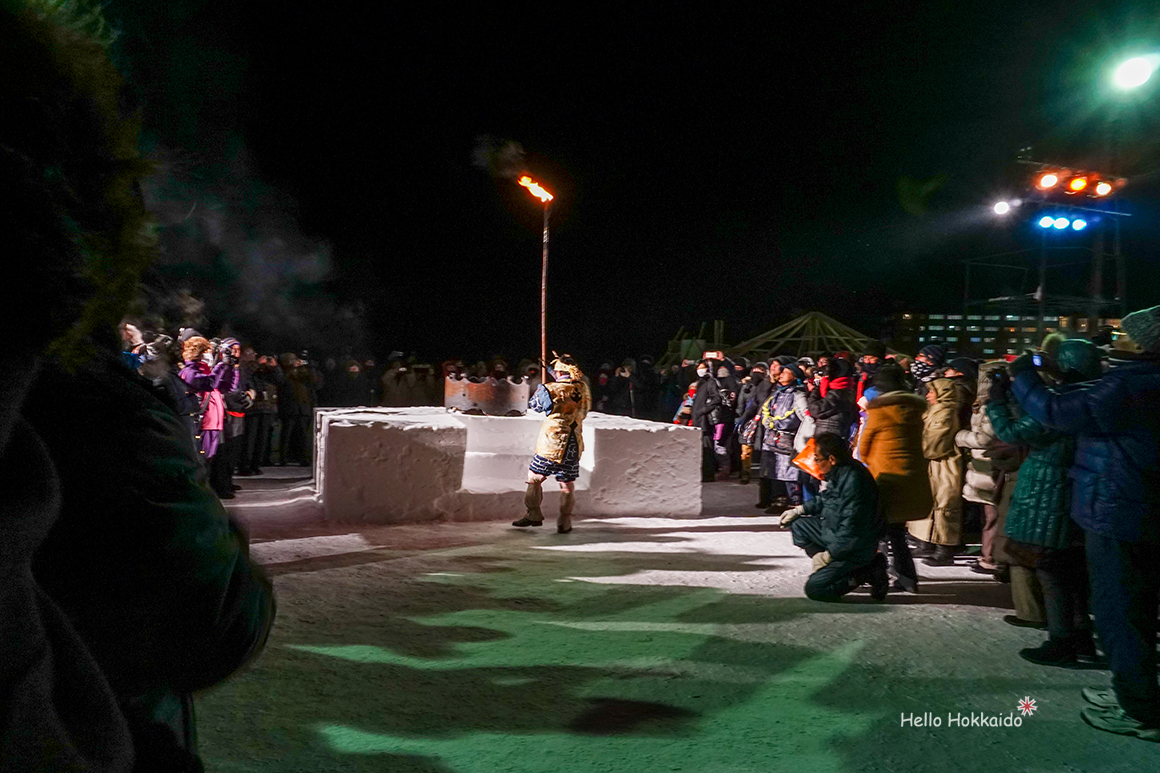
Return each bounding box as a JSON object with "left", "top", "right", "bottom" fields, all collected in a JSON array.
[
  {"left": 220, "top": 337, "right": 240, "bottom": 350},
  {"left": 1121, "top": 305, "right": 1160, "bottom": 353},
  {"left": 872, "top": 363, "right": 907, "bottom": 393},
  {"left": 784, "top": 362, "right": 806, "bottom": 382},
  {"left": 862, "top": 340, "right": 886, "bottom": 360},
  {"left": 178, "top": 327, "right": 201, "bottom": 343},
  {"left": 918, "top": 344, "right": 946, "bottom": 366},
  {"left": 946, "top": 357, "right": 978, "bottom": 382}
]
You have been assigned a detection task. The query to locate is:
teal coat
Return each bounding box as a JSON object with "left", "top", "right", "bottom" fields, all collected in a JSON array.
[{"left": 985, "top": 398, "right": 1075, "bottom": 550}]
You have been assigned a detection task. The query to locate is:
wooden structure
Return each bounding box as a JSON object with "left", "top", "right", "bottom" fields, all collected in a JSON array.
[{"left": 729, "top": 312, "right": 889, "bottom": 360}]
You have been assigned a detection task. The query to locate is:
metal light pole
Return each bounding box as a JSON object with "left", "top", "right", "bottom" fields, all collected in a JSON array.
[{"left": 518, "top": 176, "right": 555, "bottom": 383}]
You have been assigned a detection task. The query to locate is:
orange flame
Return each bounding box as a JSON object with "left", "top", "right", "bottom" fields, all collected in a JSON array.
[{"left": 518, "top": 175, "right": 554, "bottom": 203}]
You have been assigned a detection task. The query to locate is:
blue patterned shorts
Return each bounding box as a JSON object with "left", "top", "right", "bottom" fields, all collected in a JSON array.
[{"left": 529, "top": 432, "right": 581, "bottom": 482}]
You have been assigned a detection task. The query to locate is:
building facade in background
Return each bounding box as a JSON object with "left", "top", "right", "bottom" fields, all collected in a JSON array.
[{"left": 886, "top": 312, "right": 1122, "bottom": 358}]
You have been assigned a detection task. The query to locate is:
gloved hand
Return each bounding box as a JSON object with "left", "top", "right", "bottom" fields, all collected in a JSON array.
[
  {"left": 779, "top": 505, "right": 806, "bottom": 526},
  {"left": 1008, "top": 353, "right": 1035, "bottom": 379},
  {"left": 811, "top": 550, "right": 832, "bottom": 572}
]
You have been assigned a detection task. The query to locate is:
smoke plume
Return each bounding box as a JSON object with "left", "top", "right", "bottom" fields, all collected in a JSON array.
[
  {"left": 132, "top": 142, "right": 365, "bottom": 355},
  {"left": 472, "top": 136, "right": 526, "bottom": 179}
]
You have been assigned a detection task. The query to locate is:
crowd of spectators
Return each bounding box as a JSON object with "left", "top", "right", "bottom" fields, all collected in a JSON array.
[{"left": 669, "top": 318, "right": 1160, "bottom": 742}]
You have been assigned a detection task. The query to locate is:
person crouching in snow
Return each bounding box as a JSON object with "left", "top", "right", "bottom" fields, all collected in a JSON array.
[
  {"left": 779, "top": 432, "right": 889, "bottom": 601},
  {"left": 513, "top": 356, "right": 592, "bottom": 534}
]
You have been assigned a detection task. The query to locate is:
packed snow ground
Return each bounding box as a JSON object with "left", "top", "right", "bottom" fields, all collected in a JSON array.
[{"left": 200, "top": 468, "right": 1153, "bottom": 772}]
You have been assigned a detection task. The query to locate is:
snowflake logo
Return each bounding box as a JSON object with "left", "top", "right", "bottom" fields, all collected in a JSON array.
[{"left": 1017, "top": 696, "right": 1037, "bottom": 716}]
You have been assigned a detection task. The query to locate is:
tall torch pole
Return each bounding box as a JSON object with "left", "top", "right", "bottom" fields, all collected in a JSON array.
[
  {"left": 519, "top": 175, "right": 555, "bottom": 383},
  {"left": 541, "top": 202, "right": 552, "bottom": 384}
]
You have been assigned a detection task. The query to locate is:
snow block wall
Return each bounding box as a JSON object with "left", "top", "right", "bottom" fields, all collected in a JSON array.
[{"left": 316, "top": 407, "right": 702, "bottom": 523}]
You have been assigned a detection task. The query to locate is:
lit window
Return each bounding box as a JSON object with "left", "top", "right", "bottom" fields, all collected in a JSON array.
[
  {"left": 948, "top": 315, "right": 963, "bottom": 320},
  {"left": 984, "top": 337, "right": 995, "bottom": 343},
  {"left": 984, "top": 349, "right": 995, "bottom": 354},
  {"left": 929, "top": 314, "right": 945, "bottom": 320},
  {"left": 903, "top": 313, "right": 912, "bottom": 319},
  {"left": 967, "top": 325, "right": 980, "bottom": 331},
  {"left": 919, "top": 336, "right": 926, "bottom": 342},
  {"left": 970, "top": 337, "right": 982, "bottom": 343},
  {"left": 985, "top": 316, "right": 1001, "bottom": 321},
  {"left": 1007, "top": 349, "right": 1017, "bottom": 354},
  {"left": 1007, "top": 315, "right": 1019, "bottom": 321},
  {"left": 984, "top": 326, "right": 998, "bottom": 332},
  {"left": 1023, "top": 327, "right": 1037, "bottom": 333},
  {"left": 968, "top": 315, "right": 982, "bottom": 321},
  {"left": 929, "top": 326, "right": 945, "bottom": 331}
]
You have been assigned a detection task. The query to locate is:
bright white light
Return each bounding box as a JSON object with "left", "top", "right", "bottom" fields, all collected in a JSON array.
[
  {"left": 1114, "top": 56, "right": 1155, "bottom": 90},
  {"left": 1039, "top": 173, "right": 1059, "bottom": 188},
  {"left": 993, "top": 201, "right": 1011, "bottom": 215},
  {"left": 1072, "top": 219, "right": 1088, "bottom": 230},
  {"left": 1095, "top": 181, "right": 1113, "bottom": 196},
  {"left": 1054, "top": 217, "right": 1070, "bottom": 229},
  {"left": 1039, "top": 216, "right": 1055, "bottom": 228}
]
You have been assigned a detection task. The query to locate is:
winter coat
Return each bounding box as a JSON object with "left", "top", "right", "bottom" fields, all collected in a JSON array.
[
  {"left": 533, "top": 380, "right": 592, "bottom": 462},
  {"left": 798, "top": 461, "right": 882, "bottom": 566},
  {"left": 760, "top": 384, "right": 807, "bottom": 481},
  {"left": 248, "top": 366, "right": 279, "bottom": 414},
  {"left": 986, "top": 397, "right": 1074, "bottom": 550},
  {"left": 806, "top": 383, "right": 857, "bottom": 439},
  {"left": 920, "top": 378, "right": 964, "bottom": 539},
  {"left": 858, "top": 391, "right": 932, "bottom": 523},
  {"left": 25, "top": 354, "right": 275, "bottom": 769},
  {"left": 203, "top": 361, "right": 239, "bottom": 432},
  {"left": 737, "top": 375, "right": 774, "bottom": 448},
  {"left": 1012, "top": 359, "right": 1160, "bottom": 543},
  {"left": 281, "top": 363, "right": 321, "bottom": 415},
  {"left": 691, "top": 376, "right": 728, "bottom": 431}
]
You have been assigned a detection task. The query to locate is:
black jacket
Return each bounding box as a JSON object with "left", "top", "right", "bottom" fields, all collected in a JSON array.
[
  {"left": 25, "top": 355, "right": 275, "bottom": 769},
  {"left": 800, "top": 461, "right": 882, "bottom": 564}
]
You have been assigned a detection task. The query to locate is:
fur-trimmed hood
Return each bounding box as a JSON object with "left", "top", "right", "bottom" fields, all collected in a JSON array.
[{"left": 866, "top": 390, "right": 927, "bottom": 411}]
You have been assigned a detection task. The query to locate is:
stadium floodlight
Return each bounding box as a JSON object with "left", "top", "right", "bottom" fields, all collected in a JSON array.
[
  {"left": 1069, "top": 176, "right": 1088, "bottom": 192},
  {"left": 1094, "top": 181, "right": 1113, "bottom": 196},
  {"left": 1114, "top": 56, "right": 1155, "bottom": 90},
  {"left": 1038, "top": 216, "right": 1055, "bottom": 228},
  {"left": 1072, "top": 218, "right": 1088, "bottom": 230},
  {"left": 1038, "top": 173, "right": 1059, "bottom": 188},
  {"left": 993, "top": 201, "right": 1011, "bottom": 215},
  {"left": 1053, "top": 217, "right": 1070, "bottom": 229}
]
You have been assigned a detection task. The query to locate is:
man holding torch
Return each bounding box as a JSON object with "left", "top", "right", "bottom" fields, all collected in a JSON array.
[{"left": 513, "top": 356, "right": 591, "bottom": 533}]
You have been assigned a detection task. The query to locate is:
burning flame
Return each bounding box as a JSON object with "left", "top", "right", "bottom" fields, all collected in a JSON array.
[{"left": 518, "top": 175, "right": 553, "bottom": 202}]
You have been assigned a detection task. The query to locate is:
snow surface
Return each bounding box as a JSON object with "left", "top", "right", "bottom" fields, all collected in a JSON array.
[{"left": 315, "top": 407, "right": 703, "bottom": 524}]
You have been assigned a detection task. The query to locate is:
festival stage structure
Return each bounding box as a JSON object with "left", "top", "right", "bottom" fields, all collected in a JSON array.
[
  {"left": 315, "top": 407, "right": 702, "bottom": 524},
  {"left": 729, "top": 311, "right": 893, "bottom": 360}
]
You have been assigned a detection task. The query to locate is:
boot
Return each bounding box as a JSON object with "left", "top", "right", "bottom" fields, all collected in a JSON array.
[
  {"left": 867, "top": 553, "right": 889, "bottom": 601},
  {"left": 557, "top": 490, "right": 574, "bottom": 534},
  {"left": 739, "top": 451, "right": 752, "bottom": 484},
  {"left": 909, "top": 539, "right": 935, "bottom": 558},
  {"left": 755, "top": 478, "right": 773, "bottom": 509},
  {"left": 922, "top": 545, "right": 956, "bottom": 566},
  {"left": 513, "top": 481, "right": 544, "bottom": 527},
  {"left": 1019, "top": 637, "right": 1081, "bottom": 669},
  {"left": 1080, "top": 706, "right": 1160, "bottom": 741}
]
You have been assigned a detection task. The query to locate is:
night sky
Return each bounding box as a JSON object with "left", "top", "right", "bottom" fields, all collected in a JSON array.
[{"left": 108, "top": 2, "right": 1160, "bottom": 363}]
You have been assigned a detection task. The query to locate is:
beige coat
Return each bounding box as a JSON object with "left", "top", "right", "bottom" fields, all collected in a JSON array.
[{"left": 908, "top": 379, "right": 965, "bottom": 546}]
